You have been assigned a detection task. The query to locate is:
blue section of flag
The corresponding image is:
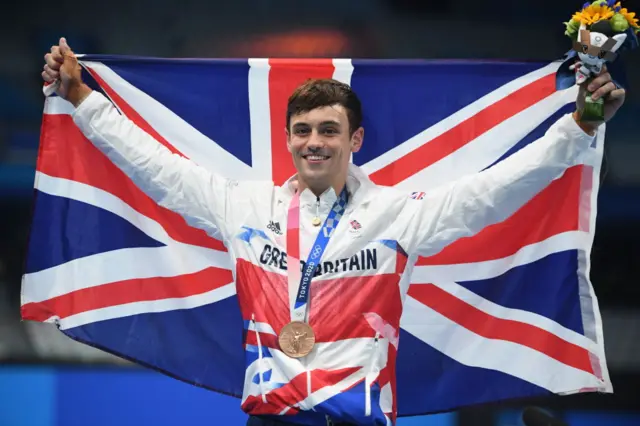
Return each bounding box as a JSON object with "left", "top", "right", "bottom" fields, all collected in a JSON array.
[
  {"left": 483, "top": 103, "right": 576, "bottom": 170},
  {"left": 87, "top": 56, "right": 254, "bottom": 166},
  {"left": 349, "top": 59, "right": 544, "bottom": 166},
  {"left": 395, "top": 329, "right": 551, "bottom": 415},
  {"left": 457, "top": 250, "right": 584, "bottom": 335},
  {"left": 25, "top": 191, "right": 165, "bottom": 274},
  {"left": 63, "top": 295, "right": 246, "bottom": 395}
]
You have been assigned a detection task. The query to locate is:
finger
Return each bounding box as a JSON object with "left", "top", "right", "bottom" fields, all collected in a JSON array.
[
  {"left": 591, "top": 81, "right": 617, "bottom": 100},
  {"left": 608, "top": 88, "right": 626, "bottom": 101},
  {"left": 44, "top": 52, "right": 61, "bottom": 70},
  {"left": 50, "top": 45, "right": 64, "bottom": 63},
  {"left": 587, "top": 72, "right": 612, "bottom": 92},
  {"left": 42, "top": 70, "right": 56, "bottom": 83},
  {"left": 43, "top": 64, "right": 59, "bottom": 80},
  {"left": 578, "top": 82, "right": 590, "bottom": 99}
]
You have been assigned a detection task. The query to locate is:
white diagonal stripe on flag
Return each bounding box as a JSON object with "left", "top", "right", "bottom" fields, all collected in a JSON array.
[
  {"left": 22, "top": 242, "right": 231, "bottom": 304},
  {"left": 422, "top": 280, "right": 600, "bottom": 355},
  {"left": 411, "top": 231, "right": 589, "bottom": 283},
  {"left": 34, "top": 171, "right": 176, "bottom": 245},
  {"left": 359, "top": 62, "right": 561, "bottom": 176},
  {"left": 81, "top": 61, "right": 254, "bottom": 179},
  {"left": 393, "top": 85, "right": 579, "bottom": 190},
  {"left": 401, "top": 296, "right": 606, "bottom": 393},
  {"left": 55, "top": 282, "right": 236, "bottom": 330}
]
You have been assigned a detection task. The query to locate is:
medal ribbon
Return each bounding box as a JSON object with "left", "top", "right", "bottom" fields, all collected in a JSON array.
[{"left": 286, "top": 188, "right": 348, "bottom": 323}]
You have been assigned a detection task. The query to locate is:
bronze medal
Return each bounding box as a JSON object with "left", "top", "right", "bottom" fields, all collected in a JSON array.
[{"left": 278, "top": 321, "right": 315, "bottom": 358}]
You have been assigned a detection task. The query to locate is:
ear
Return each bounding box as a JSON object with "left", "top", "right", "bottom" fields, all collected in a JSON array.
[
  {"left": 350, "top": 127, "right": 364, "bottom": 153},
  {"left": 285, "top": 127, "right": 292, "bottom": 153},
  {"left": 611, "top": 33, "right": 627, "bottom": 52},
  {"left": 578, "top": 23, "right": 587, "bottom": 42}
]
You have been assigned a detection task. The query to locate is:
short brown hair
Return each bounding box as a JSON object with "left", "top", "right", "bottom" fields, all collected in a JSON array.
[{"left": 286, "top": 79, "right": 363, "bottom": 135}]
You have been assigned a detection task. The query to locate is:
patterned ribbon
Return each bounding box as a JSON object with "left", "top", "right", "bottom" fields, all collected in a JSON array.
[{"left": 286, "top": 188, "right": 348, "bottom": 323}]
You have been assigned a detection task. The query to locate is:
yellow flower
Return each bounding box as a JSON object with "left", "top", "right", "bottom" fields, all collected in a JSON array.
[
  {"left": 614, "top": 2, "right": 639, "bottom": 28},
  {"left": 572, "top": 2, "right": 615, "bottom": 25}
]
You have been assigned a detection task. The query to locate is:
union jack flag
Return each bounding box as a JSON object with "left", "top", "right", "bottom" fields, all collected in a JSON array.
[{"left": 20, "top": 56, "right": 611, "bottom": 417}]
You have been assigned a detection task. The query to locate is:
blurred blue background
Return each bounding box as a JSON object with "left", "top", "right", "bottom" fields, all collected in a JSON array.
[
  {"left": 0, "top": 366, "right": 457, "bottom": 426},
  {"left": 1, "top": 0, "right": 639, "bottom": 425},
  {"left": 1, "top": 365, "right": 639, "bottom": 426}
]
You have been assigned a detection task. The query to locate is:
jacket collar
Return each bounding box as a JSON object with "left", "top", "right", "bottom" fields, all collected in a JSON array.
[{"left": 277, "top": 163, "right": 379, "bottom": 210}]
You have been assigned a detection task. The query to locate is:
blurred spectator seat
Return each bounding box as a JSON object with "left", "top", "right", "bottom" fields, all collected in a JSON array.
[{"left": 0, "top": 81, "right": 42, "bottom": 122}]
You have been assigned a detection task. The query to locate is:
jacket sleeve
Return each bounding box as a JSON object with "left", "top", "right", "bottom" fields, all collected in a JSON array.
[
  {"left": 71, "top": 90, "right": 240, "bottom": 241},
  {"left": 399, "top": 113, "right": 598, "bottom": 257}
]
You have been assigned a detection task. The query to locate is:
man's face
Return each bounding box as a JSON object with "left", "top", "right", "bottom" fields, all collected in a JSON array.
[{"left": 286, "top": 104, "right": 363, "bottom": 193}]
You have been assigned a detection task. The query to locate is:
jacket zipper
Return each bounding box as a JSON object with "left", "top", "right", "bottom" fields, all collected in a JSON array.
[
  {"left": 252, "top": 314, "right": 267, "bottom": 403},
  {"left": 365, "top": 332, "right": 381, "bottom": 416},
  {"left": 312, "top": 197, "right": 321, "bottom": 226}
]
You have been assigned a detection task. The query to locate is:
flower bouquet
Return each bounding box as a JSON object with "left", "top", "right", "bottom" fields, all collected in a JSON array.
[{"left": 563, "top": 0, "right": 639, "bottom": 121}]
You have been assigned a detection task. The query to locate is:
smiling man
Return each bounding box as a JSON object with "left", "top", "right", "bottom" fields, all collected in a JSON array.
[
  {"left": 42, "top": 37, "right": 625, "bottom": 426},
  {"left": 286, "top": 81, "right": 364, "bottom": 199}
]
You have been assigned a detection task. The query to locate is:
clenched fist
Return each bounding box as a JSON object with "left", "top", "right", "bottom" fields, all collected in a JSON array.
[
  {"left": 42, "top": 37, "right": 92, "bottom": 106},
  {"left": 573, "top": 65, "right": 626, "bottom": 135}
]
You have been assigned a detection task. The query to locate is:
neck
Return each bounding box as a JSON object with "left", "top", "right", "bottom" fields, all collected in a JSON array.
[{"left": 298, "top": 178, "right": 346, "bottom": 198}]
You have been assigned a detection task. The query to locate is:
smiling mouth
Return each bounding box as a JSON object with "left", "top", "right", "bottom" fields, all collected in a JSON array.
[{"left": 302, "top": 154, "right": 330, "bottom": 162}]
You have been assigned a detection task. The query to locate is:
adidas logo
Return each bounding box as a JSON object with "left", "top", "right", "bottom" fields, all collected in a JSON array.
[{"left": 267, "top": 221, "right": 282, "bottom": 235}]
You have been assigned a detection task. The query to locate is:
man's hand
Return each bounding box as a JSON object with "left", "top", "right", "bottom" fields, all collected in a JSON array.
[
  {"left": 574, "top": 66, "right": 625, "bottom": 134},
  {"left": 42, "top": 37, "right": 92, "bottom": 107}
]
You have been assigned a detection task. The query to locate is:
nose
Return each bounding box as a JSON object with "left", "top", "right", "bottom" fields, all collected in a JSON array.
[{"left": 306, "top": 131, "right": 324, "bottom": 150}]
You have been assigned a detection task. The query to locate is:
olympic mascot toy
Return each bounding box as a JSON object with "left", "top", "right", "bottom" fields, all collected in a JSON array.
[{"left": 558, "top": 0, "right": 639, "bottom": 120}]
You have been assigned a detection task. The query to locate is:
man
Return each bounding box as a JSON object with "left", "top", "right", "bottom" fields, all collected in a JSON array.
[{"left": 42, "top": 38, "right": 624, "bottom": 426}]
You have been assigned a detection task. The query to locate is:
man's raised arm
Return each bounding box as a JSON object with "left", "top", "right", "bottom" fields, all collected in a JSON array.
[
  {"left": 43, "top": 37, "right": 238, "bottom": 241},
  {"left": 398, "top": 71, "right": 625, "bottom": 257}
]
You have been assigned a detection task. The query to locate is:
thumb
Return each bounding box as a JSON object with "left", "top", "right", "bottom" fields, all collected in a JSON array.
[{"left": 59, "top": 37, "right": 72, "bottom": 55}]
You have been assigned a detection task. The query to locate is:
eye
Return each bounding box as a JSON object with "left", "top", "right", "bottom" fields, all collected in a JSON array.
[{"left": 582, "top": 44, "right": 589, "bottom": 54}]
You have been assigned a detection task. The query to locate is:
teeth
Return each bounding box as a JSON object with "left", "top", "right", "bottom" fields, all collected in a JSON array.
[{"left": 307, "top": 155, "right": 328, "bottom": 160}]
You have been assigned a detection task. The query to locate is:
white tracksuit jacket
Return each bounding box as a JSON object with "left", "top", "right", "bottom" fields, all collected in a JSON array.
[{"left": 71, "top": 91, "right": 596, "bottom": 425}]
